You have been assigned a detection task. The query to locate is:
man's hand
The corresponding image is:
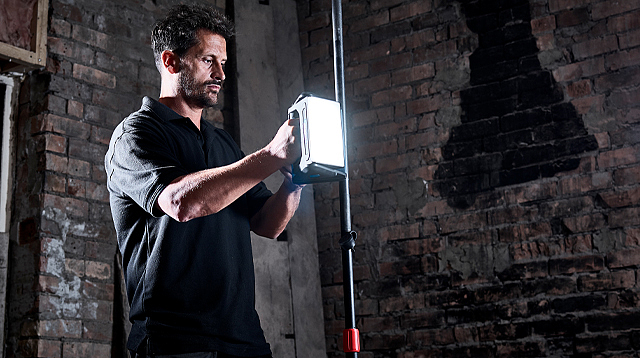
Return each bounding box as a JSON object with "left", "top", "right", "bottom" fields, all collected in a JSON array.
[
  {"left": 266, "top": 117, "right": 302, "bottom": 166},
  {"left": 280, "top": 166, "right": 305, "bottom": 193}
]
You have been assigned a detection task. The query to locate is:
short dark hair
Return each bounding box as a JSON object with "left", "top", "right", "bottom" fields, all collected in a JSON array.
[{"left": 151, "top": 4, "right": 234, "bottom": 70}]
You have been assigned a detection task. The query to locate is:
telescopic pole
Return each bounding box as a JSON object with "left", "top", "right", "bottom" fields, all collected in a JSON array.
[{"left": 331, "top": 0, "right": 360, "bottom": 356}]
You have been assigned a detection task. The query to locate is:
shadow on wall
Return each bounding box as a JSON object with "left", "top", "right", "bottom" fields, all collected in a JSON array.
[{"left": 434, "top": 0, "right": 598, "bottom": 210}]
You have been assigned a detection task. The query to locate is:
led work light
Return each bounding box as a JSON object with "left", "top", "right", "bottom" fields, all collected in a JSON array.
[{"left": 289, "top": 93, "right": 347, "bottom": 184}]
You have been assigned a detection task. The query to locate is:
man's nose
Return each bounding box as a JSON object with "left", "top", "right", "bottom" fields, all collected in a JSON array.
[{"left": 212, "top": 63, "right": 225, "bottom": 82}]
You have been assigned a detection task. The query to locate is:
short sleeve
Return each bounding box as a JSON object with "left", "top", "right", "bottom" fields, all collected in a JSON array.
[{"left": 105, "top": 116, "right": 187, "bottom": 216}]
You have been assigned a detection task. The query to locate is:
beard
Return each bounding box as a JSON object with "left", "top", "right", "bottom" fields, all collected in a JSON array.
[{"left": 177, "top": 69, "right": 221, "bottom": 108}]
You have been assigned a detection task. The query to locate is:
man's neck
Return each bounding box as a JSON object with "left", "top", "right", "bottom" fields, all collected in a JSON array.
[{"left": 158, "top": 96, "right": 202, "bottom": 129}]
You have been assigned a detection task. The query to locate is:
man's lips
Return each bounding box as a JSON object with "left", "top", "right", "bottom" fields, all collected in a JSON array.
[{"left": 206, "top": 83, "right": 221, "bottom": 91}]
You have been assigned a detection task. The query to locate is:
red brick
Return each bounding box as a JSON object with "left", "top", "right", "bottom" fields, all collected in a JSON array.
[
  {"left": 571, "top": 94, "right": 605, "bottom": 115},
  {"left": 68, "top": 158, "right": 91, "bottom": 178},
  {"left": 36, "top": 339, "right": 62, "bottom": 358},
  {"left": 498, "top": 222, "right": 552, "bottom": 243},
  {"left": 345, "top": 63, "right": 369, "bottom": 81},
  {"left": 37, "top": 275, "right": 61, "bottom": 294},
  {"left": 73, "top": 64, "right": 116, "bottom": 89},
  {"left": 572, "top": 35, "right": 619, "bottom": 60},
  {"left": 299, "top": 12, "right": 330, "bottom": 33},
  {"left": 380, "top": 223, "right": 420, "bottom": 242},
  {"left": 372, "top": 85, "right": 412, "bottom": 107},
  {"left": 301, "top": 43, "right": 329, "bottom": 64},
  {"left": 379, "top": 257, "right": 423, "bottom": 276},
  {"left": 606, "top": 47, "right": 640, "bottom": 72},
  {"left": 609, "top": 207, "right": 640, "bottom": 228},
  {"left": 371, "top": 0, "right": 405, "bottom": 11},
  {"left": 531, "top": 15, "right": 556, "bottom": 34},
  {"left": 47, "top": 37, "right": 94, "bottom": 64},
  {"left": 592, "top": 0, "right": 640, "bottom": 20},
  {"left": 353, "top": 74, "right": 390, "bottom": 96},
  {"left": 401, "top": 310, "right": 445, "bottom": 329},
  {"left": 350, "top": 11, "right": 389, "bottom": 33},
  {"left": 390, "top": 2, "right": 433, "bottom": 22},
  {"left": 608, "top": 87, "right": 640, "bottom": 109},
  {"left": 375, "top": 152, "right": 418, "bottom": 173},
  {"left": 439, "top": 212, "right": 486, "bottom": 234},
  {"left": 355, "top": 139, "right": 397, "bottom": 160},
  {"left": 608, "top": 247, "right": 640, "bottom": 268},
  {"left": 44, "top": 153, "right": 69, "bottom": 174},
  {"left": 567, "top": 79, "right": 592, "bottom": 98},
  {"left": 85, "top": 261, "right": 111, "bottom": 280},
  {"left": 407, "top": 94, "right": 447, "bottom": 115},
  {"left": 549, "top": 254, "right": 605, "bottom": 275},
  {"left": 511, "top": 241, "right": 550, "bottom": 261},
  {"left": 487, "top": 205, "right": 538, "bottom": 226},
  {"left": 413, "top": 40, "right": 457, "bottom": 63},
  {"left": 579, "top": 270, "right": 636, "bottom": 291},
  {"left": 391, "top": 63, "right": 436, "bottom": 86},
  {"left": 619, "top": 28, "right": 640, "bottom": 49},
  {"left": 50, "top": 18, "right": 71, "bottom": 38},
  {"left": 556, "top": 8, "right": 589, "bottom": 28},
  {"left": 408, "top": 328, "right": 455, "bottom": 346},
  {"left": 380, "top": 293, "right": 425, "bottom": 313},
  {"left": 82, "top": 321, "right": 113, "bottom": 341},
  {"left": 607, "top": 11, "right": 640, "bottom": 33},
  {"left": 370, "top": 52, "right": 413, "bottom": 74},
  {"left": 351, "top": 41, "right": 391, "bottom": 63},
  {"left": 598, "top": 187, "right": 640, "bottom": 208},
  {"left": 44, "top": 173, "right": 66, "bottom": 193},
  {"left": 553, "top": 57, "right": 605, "bottom": 82},
  {"left": 597, "top": 146, "right": 639, "bottom": 169},
  {"left": 67, "top": 100, "right": 84, "bottom": 118},
  {"left": 549, "top": 0, "right": 588, "bottom": 12},
  {"left": 359, "top": 316, "right": 398, "bottom": 333},
  {"left": 63, "top": 342, "right": 111, "bottom": 358},
  {"left": 38, "top": 319, "right": 82, "bottom": 338},
  {"left": 562, "top": 213, "right": 606, "bottom": 233},
  {"left": 72, "top": 25, "right": 109, "bottom": 50},
  {"left": 83, "top": 280, "right": 114, "bottom": 301},
  {"left": 613, "top": 165, "right": 640, "bottom": 185},
  {"left": 65, "top": 258, "right": 85, "bottom": 277},
  {"left": 46, "top": 94, "right": 68, "bottom": 114},
  {"left": 34, "top": 114, "right": 91, "bottom": 139},
  {"left": 42, "top": 194, "right": 88, "bottom": 218},
  {"left": 405, "top": 129, "right": 446, "bottom": 150}
]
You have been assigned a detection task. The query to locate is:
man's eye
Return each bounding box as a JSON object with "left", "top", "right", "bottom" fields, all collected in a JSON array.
[{"left": 203, "top": 58, "right": 212, "bottom": 64}]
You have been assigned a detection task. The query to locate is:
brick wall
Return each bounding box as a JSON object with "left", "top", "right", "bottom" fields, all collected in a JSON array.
[
  {"left": 5, "top": 0, "right": 227, "bottom": 356},
  {"left": 297, "top": 0, "right": 640, "bottom": 356}
]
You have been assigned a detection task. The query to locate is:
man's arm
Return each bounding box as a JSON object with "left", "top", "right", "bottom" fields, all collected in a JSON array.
[
  {"left": 250, "top": 170, "right": 304, "bottom": 239},
  {"left": 156, "top": 118, "right": 300, "bottom": 222}
]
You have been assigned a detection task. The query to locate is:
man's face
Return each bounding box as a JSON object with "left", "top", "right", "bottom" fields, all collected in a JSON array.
[{"left": 177, "top": 29, "right": 227, "bottom": 108}]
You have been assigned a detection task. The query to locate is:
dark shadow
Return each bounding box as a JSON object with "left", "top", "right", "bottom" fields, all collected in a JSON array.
[{"left": 434, "top": 0, "right": 597, "bottom": 209}]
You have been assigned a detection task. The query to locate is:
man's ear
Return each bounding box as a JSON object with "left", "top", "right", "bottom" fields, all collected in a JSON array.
[{"left": 161, "top": 50, "right": 180, "bottom": 74}]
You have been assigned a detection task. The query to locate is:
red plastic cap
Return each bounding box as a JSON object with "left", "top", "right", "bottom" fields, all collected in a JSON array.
[{"left": 343, "top": 328, "right": 361, "bottom": 353}]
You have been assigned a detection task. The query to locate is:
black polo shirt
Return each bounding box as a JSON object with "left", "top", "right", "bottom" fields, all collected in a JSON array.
[{"left": 105, "top": 97, "right": 272, "bottom": 356}]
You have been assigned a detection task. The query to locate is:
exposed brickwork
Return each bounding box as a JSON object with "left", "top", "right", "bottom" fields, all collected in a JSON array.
[
  {"left": 5, "top": 0, "right": 227, "bottom": 357},
  {"left": 298, "top": 0, "right": 640, "bottom": 356}
]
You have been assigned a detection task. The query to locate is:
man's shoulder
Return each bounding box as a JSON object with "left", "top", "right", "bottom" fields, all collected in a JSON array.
[{"left": 116, "top": 97, "right": 167, "bottom": 133}]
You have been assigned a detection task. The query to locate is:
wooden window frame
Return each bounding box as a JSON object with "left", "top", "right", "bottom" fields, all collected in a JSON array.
[{"left": 0, "top": 0, "right": 49, "bottom": 73}]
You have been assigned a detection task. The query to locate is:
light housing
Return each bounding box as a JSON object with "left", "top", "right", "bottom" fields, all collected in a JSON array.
[{"left": 289, "top": 93, "right": 346, "bottom": 184}]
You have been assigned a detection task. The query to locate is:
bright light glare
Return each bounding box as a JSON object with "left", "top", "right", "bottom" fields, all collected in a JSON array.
[{"left": 304, "top": 97, "right": 344, "bottom": 168}]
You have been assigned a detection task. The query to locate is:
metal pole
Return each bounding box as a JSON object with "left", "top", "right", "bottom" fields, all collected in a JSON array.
[{"left": 332, "top": 0, "right": 360, "bottom": 356}]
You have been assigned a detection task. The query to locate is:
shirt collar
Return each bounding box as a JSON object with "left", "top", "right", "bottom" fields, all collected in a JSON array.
[
  {"left": 141, "top": 96, "right": 186, "bottom": 122},
  {"left": 141, "top": 96, "right": 212, "bottom": 131}
]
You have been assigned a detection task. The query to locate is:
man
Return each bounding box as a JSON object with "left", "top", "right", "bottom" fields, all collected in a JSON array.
[{"left": 105, "top": 4, "right": 303, "bottom": 358}]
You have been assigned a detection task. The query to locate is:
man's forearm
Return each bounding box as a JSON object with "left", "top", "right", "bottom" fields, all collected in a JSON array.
[
  {"left": 250, "top": 181, "right": 303, "bottom": 239},
  {"left": 157, "top": 148, "right": 284, "bottom": 222}
]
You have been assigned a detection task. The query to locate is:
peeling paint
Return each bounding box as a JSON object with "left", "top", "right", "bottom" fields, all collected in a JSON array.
[{"left": 41, "top": 207, "right": 84, "bottom": 317}]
